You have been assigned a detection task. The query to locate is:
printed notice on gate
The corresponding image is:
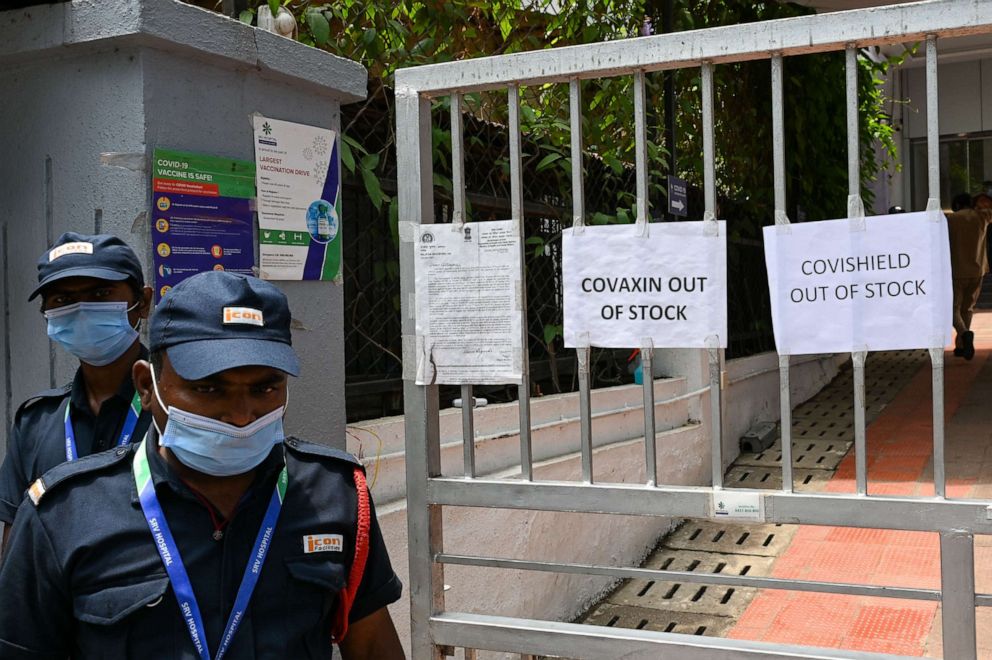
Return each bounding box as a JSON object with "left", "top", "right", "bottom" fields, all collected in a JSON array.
[
  {"left": 563, "top": 222, "right": 727, "bottom": 348},
  {"left": 763, "top": 211, "right": 952, "bottom": 355},
  {"left": 414, "top": 221, "right": 522, "bottom": 385}
]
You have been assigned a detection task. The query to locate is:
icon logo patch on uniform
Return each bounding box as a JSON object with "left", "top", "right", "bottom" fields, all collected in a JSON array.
[
  {"left": 49, "top": 242, "right": 93, "bottom": 261},
  {"left": 27, "top": 479, "right": 46, "bottom": 505},
  {"left": 223, "top": 307, "right": 264, "bottom": 326},
  {"left": 303, "top": 534, "right": 343, "bottom": 553}
]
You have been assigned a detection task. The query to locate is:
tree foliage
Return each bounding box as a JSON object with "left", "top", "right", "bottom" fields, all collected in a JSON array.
[
  {"left": 208, "top": 0, "right": 905, "bottom": 385},
  {"left": 231, "top": 0, "right": 902, "bottom": 230}
]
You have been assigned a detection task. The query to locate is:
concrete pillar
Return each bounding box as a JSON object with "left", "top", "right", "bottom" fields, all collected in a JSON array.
[{"left": 0, "top": 0, "right": 367, "bottom": 452}]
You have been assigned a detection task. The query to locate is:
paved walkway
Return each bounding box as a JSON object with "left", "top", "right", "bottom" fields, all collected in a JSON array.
[{"left": 728, "top": 311, "right": 992, "bottom": 656}]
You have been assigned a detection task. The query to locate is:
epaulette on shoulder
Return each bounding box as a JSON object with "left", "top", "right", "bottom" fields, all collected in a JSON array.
[
  {"left": 15, "top": 383, "right": 72, "bottom": 418},
  {"left": 27, "top": 446, "right": 132, "bottom": 507},
  {"left": 285, "top": 437, "right": 363, "bottom": 469}
]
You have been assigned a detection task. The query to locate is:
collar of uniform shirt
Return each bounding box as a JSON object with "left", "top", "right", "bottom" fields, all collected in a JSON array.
[
  {"left": 128, "top": 429, "right": 287, "bottom": 509},
  {"left": 68, "top": 344, "right": 149, "bottom": 418}
]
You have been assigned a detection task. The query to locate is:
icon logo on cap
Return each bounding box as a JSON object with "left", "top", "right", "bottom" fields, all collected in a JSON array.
[
  {"left": 223, "top": 307, "right": 264, "bottom": 326},
  {"left": 49, "top": 242, "right": 93, "bottom": 261}
]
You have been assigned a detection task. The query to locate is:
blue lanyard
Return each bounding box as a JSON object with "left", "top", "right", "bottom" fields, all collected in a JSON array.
[
  {"left": 132, "top": 437, "right": 288, "bottom": 660},
  {"left": 63, "top": 391, "right": 142, "bottom": 461}
]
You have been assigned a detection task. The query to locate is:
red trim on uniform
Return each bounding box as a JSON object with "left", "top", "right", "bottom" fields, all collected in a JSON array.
[{"left": 331, "top": 467, "right": 371, "bottom": 643}]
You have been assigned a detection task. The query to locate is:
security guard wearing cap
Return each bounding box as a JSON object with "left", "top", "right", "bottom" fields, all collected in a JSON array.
[
  {"left": 0, "top": 232, "right": 153, "bottom": 549},
  {"left": 0, "top": 271, "right": 404, "bottom": 658}
]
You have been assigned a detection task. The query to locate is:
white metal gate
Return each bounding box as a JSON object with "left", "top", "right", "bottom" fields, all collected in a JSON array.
[{"left": 396, "top": 2, "right": 992, "bottom": 657}]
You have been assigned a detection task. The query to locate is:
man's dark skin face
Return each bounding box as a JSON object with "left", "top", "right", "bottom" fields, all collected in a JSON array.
[
  {"left": 40, "top": 276, "right": 151, "bottom": 326},
  {"left": 134, "top": 355, "right": 287, "bottom": 437},
  {"left": 41, "top": 275, "right": 153, "bottom": 415},
  {"left": 133, "top": 355, "right": 287, "bottom": 518},
  {"left": 131, "top": 355, "right": 404, "bottom": 658}
]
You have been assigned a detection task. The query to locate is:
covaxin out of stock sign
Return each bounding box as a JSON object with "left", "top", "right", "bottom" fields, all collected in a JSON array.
[
  {"left": 763, "top": 211, "right": 952, "bottom": 355},
  {"left": 562, "top": 222, "right": 728, "bottom": 349}
]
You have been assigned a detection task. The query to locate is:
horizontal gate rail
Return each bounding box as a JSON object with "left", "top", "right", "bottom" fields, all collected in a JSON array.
[
  {"left": 430, "top": 613, "right": 921, "bottom": 660},
  {"left": 436, "top": 553, "right": 947, "bottom": 602},
  {"left": 428, "top": 478, "right": 992, "bottom": 534},
  {"left": 394, "top": 0, "right": 992, "bottom": 95}
]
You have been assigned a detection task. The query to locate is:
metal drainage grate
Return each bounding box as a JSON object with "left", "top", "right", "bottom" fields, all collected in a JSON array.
[
  {"left": 571, "top": 350, "right": 934, "bottom": 646},
  {"left": 582, "top": 603, "right": 735, "bottom": 637},
  {"left": 735, "top": 444, "right": 847, "bottom": 470},
  {"left": 664, "top": 520, "right": 795, "bottom": 557},
  {"left": 791, "top": 418, "right": 855, "bottom": 443},
  {"left": 608, "top": 549, "right": 774, "bottom": 617},
  {"left": 725, "top": 465, "right": 832, "bottom": 491}
]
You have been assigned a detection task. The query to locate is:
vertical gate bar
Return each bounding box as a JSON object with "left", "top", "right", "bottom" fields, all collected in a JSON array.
[
  {"left": 771, "top": 55, "right": 787, "bottom": 217},
  {"left": 940, "top": 531, "right": 978, "bottom": 660},
  {"left": 701, "top": 62, "right": 722, "bottom": 488},
  {"left": 396, "top": 88, "right": 445, "bottom": 660},
  {"left": 779, "top": 356, "right": 794, "bottom": 492},
  {"left": 571, "top": 78, "right": 593, "bottom": 485},
  {"left": 569, "top": 79, "right": 584, "bottom": 226},
  {"left": 451, "top": 92, "right": 466, "bottom": 224},
  {"left": 930, "top": 348, "right": 945, "bottom": 497},
  {"left": 508, "top": 85, "right": 534, "bottom": 481},
  {"left": 853, "top": 350, "right": 868, "bottom": 495},
  {"left": 633, "top": 70, "right": 649, "bottom": 223},
  {"left": 701, "top": 62, "right": 716, "bottom": 214},
  {"left": 461, "top": 384, "right": 476, "bottom": 478},
  {"left": 708, "top": 347, "right": 723, "bottom": 488},
  {"left": 926, "top": 36, "right": 947, "bottom": 498},
  {"left": 845, "top": 45, "right": 859, "bottom": 198},
  {"left": 633, "top": 70, "right": 656, "bottom": 486},
  {"left": 642, "top": 347, "right": 657, "bottom": 486},
  {"left": 578, "top": 347, "right": 594, "bottom": 484},
  {"left": 771, "top": 55, "right": 793, "bottom": 492},
  {"left": 926, "top": 35, "right": 940, "bottom": 202},
  {"left": 451, "top": 93, "right": 477, "bottom": 480},
  {"left": 847, "top": 48, "right": 866, "bottom": 498}
]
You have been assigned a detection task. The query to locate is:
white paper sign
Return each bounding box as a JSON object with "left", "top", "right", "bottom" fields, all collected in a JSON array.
[
  {"left": 763, "top": 211, "right": 952, "bottom": 355},
  {"left": 414, "top": 221, "right": 522, "bottom": 385},
  {"left": 562, "top": 222, "right": 727, "bottom": 348}
]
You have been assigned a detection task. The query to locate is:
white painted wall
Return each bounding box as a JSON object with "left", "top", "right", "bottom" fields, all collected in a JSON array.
[
  {"left": 356, "top": 351, "right": 845, "bottom": 656},
  {"left": 903, "top": 59, "right": 986, "bottom": 140},
  {"left": 723, "top": 352, "right": 849, "bottom": 465},
  {"left": 885, "top": 55, "right": 992, "bottom": 211}
]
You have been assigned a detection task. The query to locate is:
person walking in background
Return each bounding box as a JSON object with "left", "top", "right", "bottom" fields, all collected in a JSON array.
[{"left": 947, "top": 194, "right": 992, "bottom": 360}]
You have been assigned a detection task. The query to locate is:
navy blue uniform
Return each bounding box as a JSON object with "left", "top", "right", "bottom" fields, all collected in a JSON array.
[
  {"left": 0, "top": 348, "right": 152, "bottom": 524},
  {"left": 0, "top": 435, "right": 401, "bottom": 659}
]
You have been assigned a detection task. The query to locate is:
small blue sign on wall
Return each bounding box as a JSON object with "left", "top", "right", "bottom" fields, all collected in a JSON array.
[{"left": 667, "top": 175, "right": 688, "bottom": 217}]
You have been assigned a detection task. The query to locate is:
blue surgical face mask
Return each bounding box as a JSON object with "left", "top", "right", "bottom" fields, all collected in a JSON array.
[
  {"left": 150, "top": 365, "right": 286, "bottom": 476},
  {"left": 45, "top": 301, "right": 140, "bottom": 366}
]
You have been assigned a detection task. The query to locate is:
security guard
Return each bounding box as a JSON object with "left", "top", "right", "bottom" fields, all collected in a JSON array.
[
  {"left": 0, "top": 232, "right": 153, "bottom": 547},
  {"left": 0, "top": 271, "right": 404, "bottom": 659}
]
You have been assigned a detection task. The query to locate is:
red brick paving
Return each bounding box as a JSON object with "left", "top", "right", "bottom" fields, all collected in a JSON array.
[{"left": 727, "top": 312, "right": 992, "bottom": 656}]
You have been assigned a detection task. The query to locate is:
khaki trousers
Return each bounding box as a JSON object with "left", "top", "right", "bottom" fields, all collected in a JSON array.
[{"left": 952, "top": 277, "right": 984, "bottom": 341}]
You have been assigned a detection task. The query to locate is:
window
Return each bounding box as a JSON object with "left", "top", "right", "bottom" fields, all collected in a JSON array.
[{"left": 910, "top": 133, "right": 992, "bottom": 211}]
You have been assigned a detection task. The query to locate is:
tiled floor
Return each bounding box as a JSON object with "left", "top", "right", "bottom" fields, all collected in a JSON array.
[{"left": 727, "top": 311, "right": 992, "bottom": 657}]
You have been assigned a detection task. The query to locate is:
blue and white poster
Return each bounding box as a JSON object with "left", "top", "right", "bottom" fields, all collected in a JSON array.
[
  {"left": 252, "top": 115, "right": 341, "bottom": 281},
  {"left": 151, "top": 148, "right": 256, "bottom": 301}
]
